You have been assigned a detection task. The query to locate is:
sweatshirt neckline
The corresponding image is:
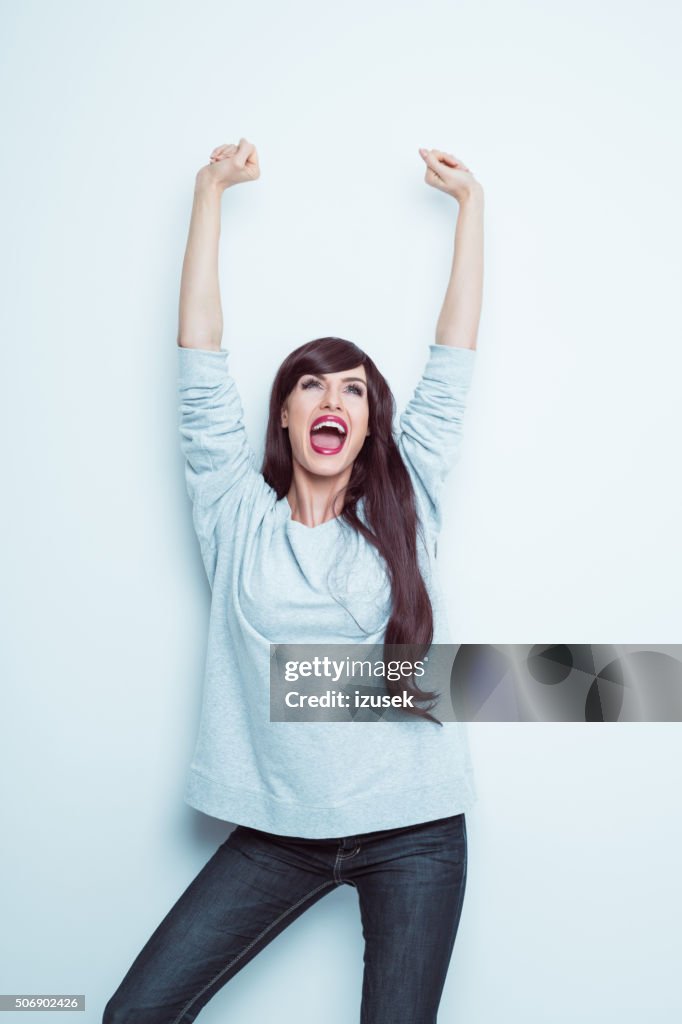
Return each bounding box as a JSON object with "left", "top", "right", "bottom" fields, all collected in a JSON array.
[{"left": 280, "top": 496, "right": 343, "bottom": 533}]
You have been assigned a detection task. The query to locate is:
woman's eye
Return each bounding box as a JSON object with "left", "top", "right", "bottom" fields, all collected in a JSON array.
[{"left": 302, "top": 379, "right": 364, "bottom": 396}]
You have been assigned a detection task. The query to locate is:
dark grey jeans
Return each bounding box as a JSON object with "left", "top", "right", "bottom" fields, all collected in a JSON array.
[{"left": 103, "top": 812, "right": 468, "bottom": 1024}]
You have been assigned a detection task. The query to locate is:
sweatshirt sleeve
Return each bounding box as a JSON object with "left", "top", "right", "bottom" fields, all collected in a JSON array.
[
  {"left": 397, "top": 343, "right": 476, "bottom": 536},
  {"left": 177, "top": 346, "right": 263, "bottom": 559}
]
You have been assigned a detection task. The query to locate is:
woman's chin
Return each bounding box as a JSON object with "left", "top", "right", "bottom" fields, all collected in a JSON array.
[{"left": 295, "top": 451, "right": 350, "bottom": 475}]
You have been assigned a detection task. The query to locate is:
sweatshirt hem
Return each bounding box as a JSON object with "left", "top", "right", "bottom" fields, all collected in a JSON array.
[{"left": 183, "top": 767, "right": 478, "bottom": 839}]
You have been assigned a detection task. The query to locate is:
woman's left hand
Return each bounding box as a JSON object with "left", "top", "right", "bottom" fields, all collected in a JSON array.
[{"left": 418, "top": 148, "right": 482, "bottom": 202}]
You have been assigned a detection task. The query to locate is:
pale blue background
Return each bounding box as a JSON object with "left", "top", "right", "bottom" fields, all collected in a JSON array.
[{"left": 1, "top": 1, "right": 681, "bottom": 1021}]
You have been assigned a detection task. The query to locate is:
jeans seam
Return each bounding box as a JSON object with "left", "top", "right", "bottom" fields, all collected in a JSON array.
[
  {"left": 337, "top": 845, "right": 361, "bottom": 860},
  {"left": 333, "top": 844, "right": 360, "bottom": 883},
  {"left": 167, "top": 878, "right": 336, "bottom": 1024},
  {"left": 455, "top": 819, "right": 468, "bottom": 923}
]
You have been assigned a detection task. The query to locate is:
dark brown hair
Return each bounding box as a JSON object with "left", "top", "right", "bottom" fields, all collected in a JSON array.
[{"left": 261, "top": 337, "right": 442, "bottom": 725}]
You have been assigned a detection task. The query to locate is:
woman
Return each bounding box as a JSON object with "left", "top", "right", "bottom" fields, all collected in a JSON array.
[{"left": 104, "top": 137, "right": 484, "bottom": 1024}]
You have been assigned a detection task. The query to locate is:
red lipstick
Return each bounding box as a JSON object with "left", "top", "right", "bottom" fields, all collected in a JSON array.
[{"left": 309, "top": 414, "right": 348, "bottom": 455}]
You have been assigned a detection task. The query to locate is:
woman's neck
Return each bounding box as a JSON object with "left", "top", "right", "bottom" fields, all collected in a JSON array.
[{"left": 285, "top": 468, "right": 351, "bottom": 528}]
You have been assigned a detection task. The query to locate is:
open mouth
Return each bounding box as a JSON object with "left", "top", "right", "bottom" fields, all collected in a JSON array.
[{"left": 309, "top": 416, "right": 348, "bottom": 455}]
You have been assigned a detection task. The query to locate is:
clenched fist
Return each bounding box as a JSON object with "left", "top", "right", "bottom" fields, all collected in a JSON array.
[
  {"left": 418, "top": 147, "right": 482, "bottom": 203},
  {"left": 196, "top": 138, "right": 261, "bottom": 192}
]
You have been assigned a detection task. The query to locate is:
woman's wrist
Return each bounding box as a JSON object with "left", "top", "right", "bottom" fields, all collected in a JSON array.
[
  {"left": 453, "top": 181, "right": 484, "bottom": 206},
  {"left": 194, "top": 168, "right": 228, "bottom": 198}
]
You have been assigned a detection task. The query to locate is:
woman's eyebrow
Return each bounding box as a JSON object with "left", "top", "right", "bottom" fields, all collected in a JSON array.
[{"left": 306, "top": 373, "right": 366, "bottom": 383}]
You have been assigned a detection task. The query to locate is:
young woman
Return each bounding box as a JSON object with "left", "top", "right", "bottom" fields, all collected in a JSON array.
[{"left": 104, "top": 138, "right": 484, "bottom": 1024}]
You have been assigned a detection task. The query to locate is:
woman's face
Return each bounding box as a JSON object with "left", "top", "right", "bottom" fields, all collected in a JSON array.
[{"left": 280, "top": 365, "right": 370, "bottom": 475}]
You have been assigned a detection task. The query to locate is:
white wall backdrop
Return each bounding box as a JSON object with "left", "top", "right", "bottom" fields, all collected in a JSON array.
[{"left": 1, "top": 1, "right": 681, "bottom": 1022}]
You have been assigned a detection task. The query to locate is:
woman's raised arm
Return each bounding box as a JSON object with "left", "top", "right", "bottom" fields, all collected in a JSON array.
[
  {"left": 177, "top": 139, "right": 260, "bottom": 350},
  {"left": 418, "top": 147, "right": 484, "bottom": 352},
  {"left": 176, "top": 140, "right": 265, "bottom": 584},
  {"left": 396, "top": 149, "right": 484, "bottom": 537}
]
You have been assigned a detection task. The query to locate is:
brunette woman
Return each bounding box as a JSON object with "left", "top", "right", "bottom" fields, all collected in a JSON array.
[{"left": 103, "top": 136, "right": 484, "bottom": 1024}]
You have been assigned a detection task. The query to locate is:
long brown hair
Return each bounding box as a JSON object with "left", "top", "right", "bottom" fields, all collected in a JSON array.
[{"left": 261, "top": 337, "right": 442, "bottom": 725}]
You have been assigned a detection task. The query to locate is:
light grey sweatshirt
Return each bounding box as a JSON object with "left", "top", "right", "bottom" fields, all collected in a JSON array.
[{"left": 177, "top": 342, "right": 478, "bottom": 838}]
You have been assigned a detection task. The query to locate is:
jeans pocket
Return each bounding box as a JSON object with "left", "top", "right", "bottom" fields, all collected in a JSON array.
[{"left": 406, "top": 814, "right": 467, "bottom": 860}]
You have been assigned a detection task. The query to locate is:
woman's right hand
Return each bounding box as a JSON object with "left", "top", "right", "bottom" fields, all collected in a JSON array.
[{"left": 195, "top": 138, "right": 261, "bottom": 192}]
